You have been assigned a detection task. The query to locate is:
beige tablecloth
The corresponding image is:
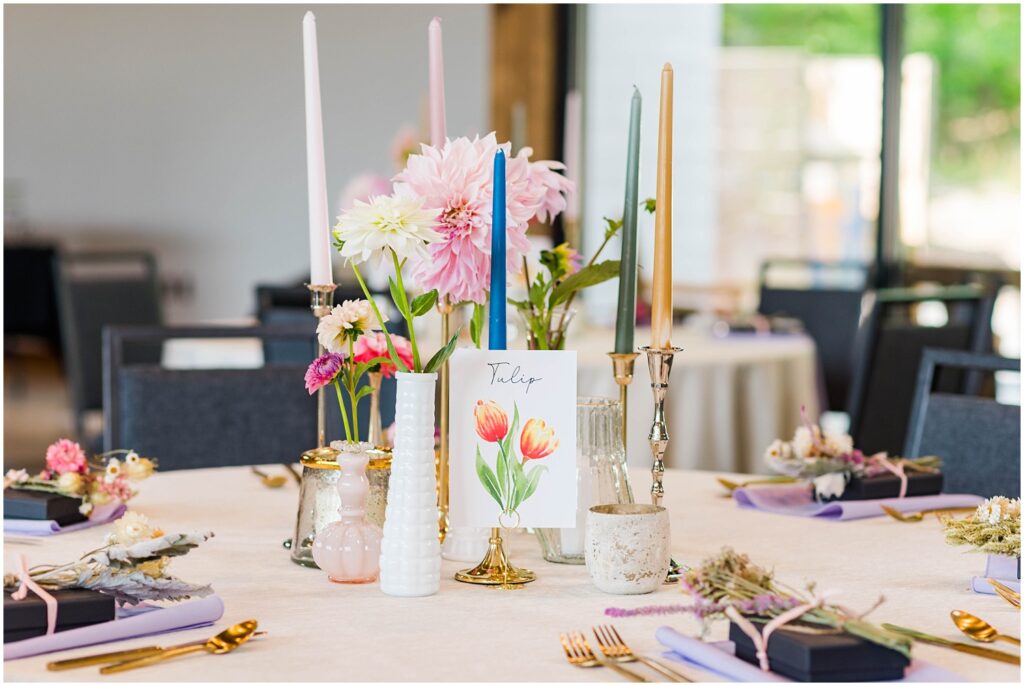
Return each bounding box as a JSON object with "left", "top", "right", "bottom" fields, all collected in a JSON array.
[
  {"left": 572, "top": 328, "right": 820, "bottom": 473},
  {"left": 5, "top": 466, "right": 1018, "bottom": 682}
]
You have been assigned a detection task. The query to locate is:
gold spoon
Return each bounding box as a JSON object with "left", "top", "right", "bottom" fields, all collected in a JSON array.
[
  {"left": 880, "top": 505, "right": 977, "bottom": 522},
  {"left": 717, "top": 476, "right": 796, "bottom": 494},
  {"left": 250, "top": 467, "right": 287, "bottom": 488},
  {"left": 99, "top": 620, "right": 258, "bottom": 674},
  {"left": 951, "top": 610, "right": 1021, "bottom": 645}
]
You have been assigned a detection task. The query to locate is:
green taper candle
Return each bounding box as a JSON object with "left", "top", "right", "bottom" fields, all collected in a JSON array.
[{"left": 614, "top": 86, "right": 642, "bottom": 354}]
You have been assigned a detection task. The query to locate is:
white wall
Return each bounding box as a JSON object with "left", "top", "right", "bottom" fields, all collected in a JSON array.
[
  {"left": 4, "top": 4, "right": 490, "bottom": 322},
  {"left": 581, "top": 4, "right": 720, "bottom": 324}
]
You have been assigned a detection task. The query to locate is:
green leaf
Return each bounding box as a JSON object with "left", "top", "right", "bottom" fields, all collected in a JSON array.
[
  {"left": 423, "top": 331, "right": 460, "bottom": 374},
  {"left": 521, "top": 464, "right": 548, "bottom": 503},
  {"left": 509, "top": 457, "right": 529, "bottom": 510},
  {"left": 469, "top": 303, "right": 485, "bottom": 349},
  {"left": 410, "top": 290, "right": 438, "bottom": 317},
  {"left": 352, "top": 385, "right": 374, "bottom": 402},
  {"left": 506, "top": 298, "right": 531, "bottom": 312},
  {"left": 550, "top": 259, "right": 622, "bottom": 306},
  {"left": 495, "top": 443, "right": 508, "bottom": 503},
  {"left": 642, "top": 197, "right": 656, "bottom": 213},
  {"left": 500, "top": 402, "right": 521, "bottom": 463},
  {"left": 388, "top": 277, "right": 410, "bottom": 318},
  {"left": 353, "top": 356, "right": 392, "bottom": 379},
  {"left": 528, "top": 277, "right": 549, "bottom": 311},
  {"left": 603, "top": 217, "right": 624, "bottom": 241},
  {"left": 380, "top": 331, "right": 410, "bottom": 374},
  {"left": 475, "top": 446, "right": 503, "bottom": 508}
]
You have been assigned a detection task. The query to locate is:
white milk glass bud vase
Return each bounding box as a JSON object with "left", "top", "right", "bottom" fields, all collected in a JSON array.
[{"left": 379, "top": 371, "right": 441, "bottom": 597}]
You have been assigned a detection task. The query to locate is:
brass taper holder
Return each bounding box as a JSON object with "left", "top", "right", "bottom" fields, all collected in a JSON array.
[
  {"left": 436, "top": 297, "right": 454, "bottom": 544},
  {"left": 307, "top": 283, "right": 337, "bottom": 448},
  {"left": 640, "top": 346, "right": 681, "bottom": 507},
  {"left": 454, "top": 526, "right": 536, "bottom": 588},
  {"left": 608, "top": 352, "right": 639, "bottom": 448}
]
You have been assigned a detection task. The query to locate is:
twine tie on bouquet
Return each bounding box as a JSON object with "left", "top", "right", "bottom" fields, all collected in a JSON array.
[{"left": 11, "top": 554, "right": 58, "bottom": 635}]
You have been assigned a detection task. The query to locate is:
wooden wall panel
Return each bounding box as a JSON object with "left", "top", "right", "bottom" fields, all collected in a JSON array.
[{"left": 490, "top": 4, "right": 560, "bottom": 161}]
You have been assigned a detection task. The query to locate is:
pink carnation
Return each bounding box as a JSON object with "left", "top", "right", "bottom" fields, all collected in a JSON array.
[
  {"left": 353, "top": 332, "right": 414, "bottom": 378},
  {"left": 45, "top": 439, "right": 88, "bottom": 475},
  {"left": 394, "top": 133, "right": 573, "bottom": 304},
  {"left": 98, "top": 476, "right": 133, "bottom": 502},
  {"left": 304, "top": 352, "right": 344, "bottom": 394}
]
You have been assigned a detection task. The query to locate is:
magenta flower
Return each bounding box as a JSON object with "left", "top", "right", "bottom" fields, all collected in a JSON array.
[
  {"left": 45, "top": 439, "right": 88, "bottom": 475},
  {"left": 304, "top": 352, "right": 345, "bottom": 394},
  {"left": 393, "top": 133, "right": 574, "bottom": 304}
]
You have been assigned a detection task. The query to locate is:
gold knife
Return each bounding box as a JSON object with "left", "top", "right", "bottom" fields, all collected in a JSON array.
[
  {"left": 46, "top": 632, "right": 266, "bottom": 670},
  {"left": 883, "top": 624, "right": 1020, "bottom": 665}
]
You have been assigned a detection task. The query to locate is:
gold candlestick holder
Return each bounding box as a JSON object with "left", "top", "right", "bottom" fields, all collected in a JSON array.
[
  {"left": 307, "top": 283, "right": 337, "bottom": 447},
  {"left": 436, "top": 297, "right": 454, "bottom": 544},
  {"left": 607, "top": 351, "right": 639, "bottom": 447},
  {"left": 454, "top": 521, "right": 536, "bottom": 589}
]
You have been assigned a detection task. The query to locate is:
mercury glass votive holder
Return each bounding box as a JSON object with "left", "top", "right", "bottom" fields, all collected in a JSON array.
[{"left": 289, "top": 445, "right": 391, "bottom": 568}]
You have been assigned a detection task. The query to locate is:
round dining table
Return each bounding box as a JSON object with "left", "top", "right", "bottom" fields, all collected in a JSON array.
[{"left": 5, "top": 466, "right": 1017, "bottom": 682}]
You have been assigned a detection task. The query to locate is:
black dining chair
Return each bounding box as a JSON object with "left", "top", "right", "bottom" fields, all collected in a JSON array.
[
  {"left": 757, "top": 259, "right": 869, "bottom": 412},
  {"left": 903, "top": 349, "right": 1020, "bottom": 498},
  {"left": 55, "top": 251, "right": 162, "bottom": 446},
  {"left": 104, "top": 325, "right": 395, "bottom": 469},
  {"left": 846, "top": 284, "right": 995, "bottom": 456}
]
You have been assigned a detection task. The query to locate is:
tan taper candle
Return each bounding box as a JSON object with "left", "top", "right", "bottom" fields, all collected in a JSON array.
[{"left": 650, "top": 63, "right": 674, "bottom": 349}]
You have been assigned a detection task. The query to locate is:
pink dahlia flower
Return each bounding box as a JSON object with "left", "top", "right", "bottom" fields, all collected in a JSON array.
[
  {"left": 353, "top": 332, "right": 414, "bottom": 378},
  {"left": 304, "top": 352, "right": 345, "bottom": 394},
  {"left": 45, "top": 439, "right": 88, "bottom": 475},
  {"left": 394, "top": 133, "right": 573, "bottom": 304}
]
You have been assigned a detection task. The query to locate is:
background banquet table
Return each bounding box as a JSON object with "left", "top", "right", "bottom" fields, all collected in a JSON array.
[
  {"left": 160, "top": 323, "right": 820, "bottom": 473},
  {"left": 5, "top": 466, "right": 1017, "bottom": 682}
]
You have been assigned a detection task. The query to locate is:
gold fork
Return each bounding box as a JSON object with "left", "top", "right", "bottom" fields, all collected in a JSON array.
[
  {"left": 988, "top": 578, "right": 1021, "bottom": 608},
  {"left": 593, "top": 625, "right": 690, "bottom": 682},
  {"left": 880, "top": 505, "right": 977, "bottom": 522},
  {"left": 559, "top": 632, "right": 648, "bottom": 682}
]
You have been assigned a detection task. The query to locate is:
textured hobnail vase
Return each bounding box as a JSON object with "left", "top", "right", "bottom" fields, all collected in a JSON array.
[
  {"left": 312, "top": 442, "right": 382, "bottom": 584},
  {"left": 379, "top": 372, "right": 441, "bottom": 597}
]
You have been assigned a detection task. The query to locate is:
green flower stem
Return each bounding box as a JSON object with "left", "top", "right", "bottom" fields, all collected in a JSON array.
[
  {"left": 333, "top": 381, "right": 353, "bottom": 442},
  {"left": 390, "top": 249, "right": 422, "bottom": 371},
  {"left": 551, "top": 228, "right": 617, "bottom": 349},
  {"left": 350, "top": 262, "right": 409, "bottom": 374},
  {"left": 348, "top": 338, "right": 360, "bottom": 441}
]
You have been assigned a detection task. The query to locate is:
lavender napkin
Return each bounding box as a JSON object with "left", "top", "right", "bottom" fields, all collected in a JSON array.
[
  {"left": 3, "top": 503, "right": 126, "bottom": 536},
  {"left": 971, "top": 554, "right": 1021, "bottom": 595},
  {"left": 4, "top": 595, "right": 224, "bottom": 660},
  {"left": 732, "top": 483, "right": 984, "bottom": 521},
  {"left": 655, "top": 626, "right": 963, "bottom": 682}
]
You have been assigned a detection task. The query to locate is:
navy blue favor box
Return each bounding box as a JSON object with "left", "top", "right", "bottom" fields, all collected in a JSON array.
[
  {"left": 4, "top": 589, "right": 116, "bottom": 643},
  {"left": 4, "top": 489, "right": 87, "bottom": 525},
  {"left": 729, "top": 620, "right": 909, "bottom": 682}
]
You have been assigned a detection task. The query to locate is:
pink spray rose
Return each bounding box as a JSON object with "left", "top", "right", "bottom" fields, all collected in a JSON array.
[
  {"left": 353, "top": 332, "right": 414, "bottom": 378},
  {"left": 45, "top": 439, "right": 89, "bottom": 475}
]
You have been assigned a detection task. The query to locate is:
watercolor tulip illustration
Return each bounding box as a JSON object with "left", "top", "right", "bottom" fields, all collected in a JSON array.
[
  {"left": 520, "top": 418, "right": 559, "bottom": 461},
  {"left": 474, "top": 400, "right": 509, "bottom": 443},
  {"left": 474, "top": 400, "right": 555, "bottom": 516}
]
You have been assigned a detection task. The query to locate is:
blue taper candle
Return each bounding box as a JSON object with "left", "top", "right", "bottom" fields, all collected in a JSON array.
[{"left": 488, "top": 149, "right": 507, "bottom": 349}]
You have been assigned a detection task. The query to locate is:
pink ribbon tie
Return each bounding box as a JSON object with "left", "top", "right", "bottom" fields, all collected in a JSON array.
[
  {"left": 874, "top": 453, "right": 908, "bottom": 498},
  {"left": 10, "top": 554, "right": 59, "bottom": 635},
  {"left": 726, "top": 601, "right": 823, "bottom": 671}
]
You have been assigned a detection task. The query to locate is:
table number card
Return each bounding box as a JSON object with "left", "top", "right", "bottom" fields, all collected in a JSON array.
[{"left": 449, "top": 349, "right": 578, "bottom": 528}]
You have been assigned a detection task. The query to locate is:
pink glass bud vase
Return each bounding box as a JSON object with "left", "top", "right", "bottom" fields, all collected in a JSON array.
[{"left": 312, "top": 442, "right": 383, "bottom": 584}]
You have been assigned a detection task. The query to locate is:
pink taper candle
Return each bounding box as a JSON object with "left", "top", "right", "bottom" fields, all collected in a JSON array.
[
  {"left": 650, "top": 63, "right": 674, "bottom": 349},
  {"left": 303, "top": 12, "right": 332, "bottom": 285},
  {"left": 428, "top": 17, "right": 447, "bottom": 148},
  {"left": 562, "top": 90, "right": 582, "bottom": 224}
]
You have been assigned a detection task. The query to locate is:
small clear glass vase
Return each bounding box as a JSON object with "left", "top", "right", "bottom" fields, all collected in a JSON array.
[
  {"left": 535, "top": 397, "right": 634, "bottom": 564},
  {"left": 519, "top": 305, "right": 577, "bottom": 350}
]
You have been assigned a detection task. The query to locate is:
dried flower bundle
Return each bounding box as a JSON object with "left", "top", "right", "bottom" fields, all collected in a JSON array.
[
  {"left": 3, "top": 513, "right": 214, "bottom": 606},
  {"left": 943, "top": 496, "right": 1021, "bottom": 557},
  {"left": 608, "top": 548, "right": 911, "bottom": 658}
]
